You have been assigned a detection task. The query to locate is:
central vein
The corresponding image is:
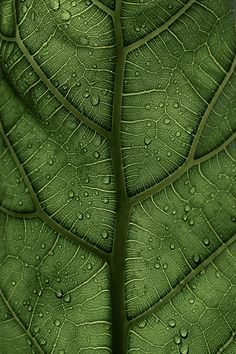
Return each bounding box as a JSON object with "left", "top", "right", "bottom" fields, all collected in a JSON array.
[{"left": 110, "top": 1, "right": 130, "bottom": 353}]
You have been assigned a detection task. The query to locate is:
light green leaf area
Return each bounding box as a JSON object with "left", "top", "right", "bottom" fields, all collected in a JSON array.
[{"left": 0, "top": 0, "right": 236, "bottom": 353}]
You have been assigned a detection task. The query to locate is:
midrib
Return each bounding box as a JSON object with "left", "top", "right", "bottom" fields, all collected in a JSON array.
[{"left": 110, "top": 0, "right": 130, "bottom": 353}]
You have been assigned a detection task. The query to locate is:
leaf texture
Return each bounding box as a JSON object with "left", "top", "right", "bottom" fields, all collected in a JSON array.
[{"left": 0, "top": 0, "right": 236, "bottom": 353}]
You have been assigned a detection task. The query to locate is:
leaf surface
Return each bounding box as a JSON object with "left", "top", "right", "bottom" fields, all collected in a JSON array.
[{"left": 0, "top": 0, "right": 236, "bottom": 353}]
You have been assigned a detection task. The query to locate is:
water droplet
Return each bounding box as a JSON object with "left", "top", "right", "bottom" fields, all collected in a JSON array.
[
  {"left": 83, "top": 91, "right": 90, "bottom": 98},
  {"left": 78, "top": 213, "right": 83, "bottom": 220},
  {"left": 68, "top": 190, "right": 74, "bottom": 198},
  {"left": 63, "top": 294, "right": 71, "bottom": 303},
  {"left": 34, "top": 326, "right": 40, "bottom": 333},
  {"left": 50, "top": 0, "right": 60, "bottom": 11},
  {"left": 159, "top": 102, "right": 164, "bottom": 108},
  {"left": 179, "top": 327, "right": 188, "bottom": 338},
  {"left": 56, "top": 290, "right": 63, "bottom": 298},
  {"left": 174, "top": 102, "right": 179, "bottom": 108},
  {"left": 189, "top": 298, "right": 195, "bottom": 304},
  {"left": 94, "top": 151, "right": 100, "bottom": 158},
  {"left": 145, "top": 104, "right": 151, "bottom": 110},
  {"left": 154, "top": 263, "right": 160, "bottom": 269},
  {"left": 203, "top": 238, "right": 210, "bottom": 246},
  {"left": 184, "top": 204, "right": 191, "bottom": 212},
  {"left": 193, "top": 253, "right": 200, "bottom": 263},
  {"left": 11, "top": 281, "right": 16, "bottom": 286},
  {"left": 38, "top": 312, "right": 43, "bottom": 318},
  {"left": 85, "top": 213, "right": 91, "bottom": 219},
  {"left": 168, "top": 319, "right": 176, "bottom": 327},
  {"left": 190, "top": 186, "right": 195, "bottom": 194},
  {"left": 60, "top": 10, "right": 71, "bottom": 21},
  {"left": 103, "top": 176, "right": 111, "bottom": 184},
  {"left": 180, "top": 344, "right": 189, "bottom": 354},
  {"left": 163, "top": 263, "right": 168, "bottom": 270},
  {"left": 87, "top": 263, "right": 92, "bottom": 270},
  {"left": 173, "top": 334, "right": 181, "bottom": 345},
  {"left": 189, "top": 219, "right": 194, "bottom": 226},
  {"left": 71, "top": 0, "right": 77, "bottom": 6},
  {"left": 54, "top": 319, "right": 61, "bottom": 327},
  {"left": 170, "top": 244, "right": 175, "bottom": 250},
  {"left": 176, "top": 131, "right": 181, "bottom": 137},
  {"left": 90, "top": 95, "right": 100, "bottom": 106},
  {"left": 102, "top": 197, "right": 109, "bottom": 204},
  {"left": 164, "top": 118, "right": 170, "bottom": 124},
  {"left": 144, "top": 137, "right": 151, "bottom": 145},
  {"left": 101, "top": 230, "right": 108, "bottom": 239},
  {"left": 138, "top": 319, "right": 147, "bottom": 328}
]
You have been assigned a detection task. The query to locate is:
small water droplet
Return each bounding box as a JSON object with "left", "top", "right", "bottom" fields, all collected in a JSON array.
[
  {"left": 173, "top": 334, "right": 181, "bottom": 345},
  {"left": 193, "top": 253, "right": 200, "bottom": 263},
  {"left": 168, "top": 319, "right": 176, "bottom": 327},
  {"left": 145, "top": 104, "right": 151, "bottom": 110},
  {"left": 180, "top": 344, "right": 189, "bottom": 354},
  {"left": 154, "top": 263, "right": 160, "bottom": 269},
  {"left": 203, "top": 238, "right": 210, "bottom": 246},
  {"left": 138, "top": 319, "right": 147, "bottom": 328},
  {"left": 68, "top": 190, "right": 74, "bottom": 198},
  {"left": 87, "top": 263, "right": 92, "bottom": 270},
  {"left": 103, "top": 176, "right": 111, "bottom": 184},
  {"left": 94, "top": 151, "right": 100, "bottom": 158},
  {"left": 174, "top": 102, "right": 179, "bottom": 108},
  {"left": 179, "top": 327, "right": 188, "bottom": 338},
  {"left": 60, "top": 10, "right": 71, "bottom": 21},
  {"left": 78, "top": 213, "right": 83, "bottom": 220},
  {"left": 90, "top": 95, "right": 100, "bottom": 106},
  {"left": 144, "top": 137, "right": 151, "bottom": 145},
  {"left": 164, "top": 118, "right": 170, "bottom": 124},
  {"left": 63, "top": 294, "right": 71, "bottom": 303},
  {"left": 50, "top": 0, "right": 60, "bottom": 11},
  {"left": 190, "top": 186, "right": 195, "bottom": 194},
  {"left": 54, "top": 319, "right": 61, "bottom": 327},
  {"left": 101, "top": 230, "right": 108, "bottom": 239},
  {"left": 102, "top": 197, "right": 109, "bottom": 204},
  {"left": 184, "top": 204, "right": 191, "bottom": 212}
]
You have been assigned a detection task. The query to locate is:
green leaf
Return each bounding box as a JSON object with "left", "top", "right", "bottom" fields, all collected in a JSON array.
[{"left": 0, "top": 0, "right": 236, "bottom": 353}]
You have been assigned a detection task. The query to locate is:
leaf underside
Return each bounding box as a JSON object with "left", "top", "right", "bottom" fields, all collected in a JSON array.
[{"left": 0, "top": 0, "right": 236, "bottom": 353}]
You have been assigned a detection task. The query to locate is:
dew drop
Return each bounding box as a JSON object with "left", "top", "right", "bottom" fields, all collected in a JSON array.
[
  {"left": 144, "top": 137, "right": 151, "bottom": 145},
  {"left": 179, "top": 327, "right": 188, "bottom": 338},
  {"left": 71, "top": 0, "right": 77, "bottom": 5},
  {"left": 85, "top": 213, "right": 91, "bottom": 219},
  {"left": 50, "top": 0, "right": 60, "bottom": 11},
  {"left": 101, "top": 230, "right": 108, "bottom": 239},
  {"left": 173, "top": 334, "right": 181, "bottom": 345},
  {"left": 159, "top": 102, "right": 164, "bottom": 108},
  {"left": 154, "top": 263, "right": 160, "bottom": 269},
  {"left": 180, "top": 344, "right": 189, "bottom": 354},
  {"left": 189, "top": 298, "right": 195, "bottom": 304},
  {"left": 78, "top": 213, "right": 83, "bottom": 220},
  {"left": 190, "top": 186, "right": 195, "bottom": 194},
  {"left": 54, "top": 319, "right": 61, "bottom": 327},
  {"left": 103, "top": 176, "right": 111, "bottom": 184},
  {"left": 203, "top": 238, "right": 210, "bottom": 246},
  {"left": 87, "top": 263, "right": 92, "bottom": 270},
  {"left": 138, "top": 319, "right": 147, "bottom": 328},
  {"left": 170, "top": 244, "right": 175, "bottom": 250},
  {"left": 163, "top": 263, "right": 168, "bottom": 270},
  {"left": 90, "top": 95, "right": 100, "bottom": 106},
  {"left": 145, "top": 104, "right": 151, "bottom": 110},
  {"left": 189, "top": 219, "right": 194, "bottom": 226},
  {"left": 168, "top": 319, "right": 176, "bottom": 327},
  {"left": 174, "top": 102, "right": 179, "bottom": 108},
  {"left": 68, "top": 190, "right": 74, "bottom": 198},
  {"left": 193, "top": 253, "right": 200, "bottom": 263},
  {"left": 63, "top": 294, "right": 71, "bottom": 303},
  {"left": 60, "top": 10, "right": 71, "bottom": 21},
  {"left": 56, "top": 290, "right": 63, "bottom": 298},
  {"left": 164, "top": 118, "right": 170, "bottom": 124},
  {"left": 94, "top": 151, "right": 100, "bottom": 158},
  {"left": 83, "top": 91, "right": 90, "bottom": 98},
  {"left": 102, "top": 197, "right": 109, "bottom": 204},
  {"left": 184, "top": 204, "right": 191, "bottom": 212}
]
